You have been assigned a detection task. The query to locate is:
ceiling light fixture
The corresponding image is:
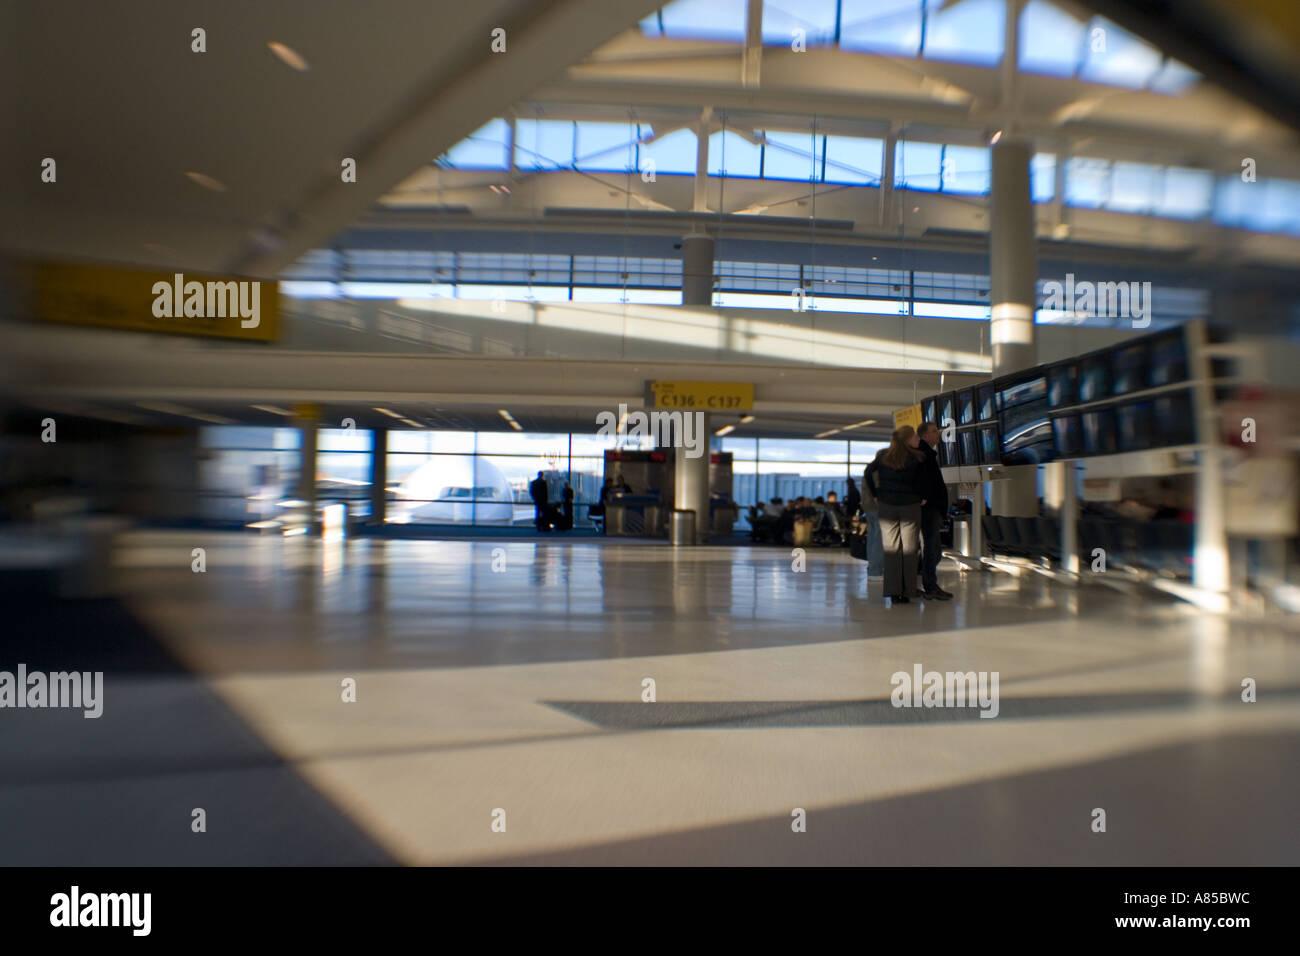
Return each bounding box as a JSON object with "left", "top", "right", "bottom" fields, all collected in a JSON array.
[
  {"left": 135, "top": 401, "right": 235, "bottom": 425},
  {"left": 715, "top": 424, "right": 736, "bottom": 437},
  {"left": 374, "top": 407, "right": 404, "bottom": 419},
  {"left": 251, "top": 404, "right": 292, "bottom": 416},
  {"left": 185, "top": 171, "right": 227, "bottom": 192},
  {"left": 990, "top": 129, "right": 1003, "bottom": 145},
  {"left": 739, "top": 415, "right": 755, "bottom": 423},
  {"left": 268, "top": 41, "right": 310, "bottom": 71}
]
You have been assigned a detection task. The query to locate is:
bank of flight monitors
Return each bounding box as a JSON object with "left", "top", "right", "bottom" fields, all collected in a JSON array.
[
  {"left": 749, "top": 492, "right": 851, "bottom": 546},
  {"left": 863, "top": 422, "right": 954, "bottom": 605},
  {"left": 528, "top": 471, "right": 577, "bottom": 532}
]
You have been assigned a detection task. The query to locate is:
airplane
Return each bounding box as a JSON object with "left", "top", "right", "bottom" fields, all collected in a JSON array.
[{"left": 385, "top": 454, "right": 519, "bottom": 525}]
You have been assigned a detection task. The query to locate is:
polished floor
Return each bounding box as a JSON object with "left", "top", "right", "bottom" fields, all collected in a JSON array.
[{"left": 6, "top": 530, "right": 1300, "bottom": 865}]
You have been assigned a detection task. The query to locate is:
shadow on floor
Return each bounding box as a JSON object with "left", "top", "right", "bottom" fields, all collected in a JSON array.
[
  {"left": 0, "top": 596, "right": 394, "bottom": 865},
  {"left": 542, "top": 686, "right": 1300, "bottom": 729},
  {"left": 479, "top": 730, "right": 1300, "bottom": 865}
]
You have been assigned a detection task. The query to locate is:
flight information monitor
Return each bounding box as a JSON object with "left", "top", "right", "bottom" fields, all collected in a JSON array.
[
  {"left": 958, "top": 389, "right": 975, "bottom": 425},
  {"left": 1047, "top": 363, "right": 1078, "bottom": 408},
  {"left": 1079, "top": 356, "right": 1111, "bottom": 404},
  {"left": 1051, "top": 414, "right": 1082, "bottom": 458},
  {"left": 959, "top": 429, "right": 979, "bottom": 465},
  {"left": 997, "top": 374, "right": 1054, "bottom": 465},
  {"left": 1149, "top": 330, "right": 1189, "bottom": 387},
  {"left": 1116, "top": 400, "right": 1154, "bottom": 451},
  {"left": 1152, "top": 390, "right": 1196, "bottom": 446},
  {"left": 940, "top": 392, "right": 956, "bottom": 430},
  {"left": 979, "top": 425, "right": 1000, "bottom": 464},
  {"left": 1082, "top": 408, "right": 1118, "bottom": 456},
  {"left": 1112, "top": 344, "right": 1150, "bottom": 396}
]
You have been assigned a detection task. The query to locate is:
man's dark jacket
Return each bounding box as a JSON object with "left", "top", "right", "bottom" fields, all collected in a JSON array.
[{"left": 919, "top": 440, "right": 948, "bottom": 512}]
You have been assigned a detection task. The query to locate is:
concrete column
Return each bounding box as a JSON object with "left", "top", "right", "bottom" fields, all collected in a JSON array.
[
  {"left": 990, "top": 139, "right": 1037, "bottom": 375},
  {"left": 1044, "top": 460, "right": 1079, "bottom": 573},
  {"left": 693, "top": 110, "right": 712, "bottom": 213},
  {"left": 674, "top": 233, "right": 715, "bottom": 543},
  {"left": 681, "top": 234, "right": 714, "bottom": 306},
  {"left": 294, "top": 406, "right": 319, "bottom": 531},
  {"left": 879, "top": 128, "right": 897, "bottom": 228},
  {"left": 369, "top": 427, "right": 388, "bottom": 526},
  {"left": 675, "top": 424, "right": 711, "bottom": 545},
  {"left": 1189, "top": 326, "right": 1229, "bottom": 600},
  {"left": 990, "top": 138, "right": 1040, "bottom": 518},
  {"left": 1061, "top": 462, "right": 1078, "bottom": 573},
  {"left": 969, "top": 483, "right": 985, "bottom": 559}
]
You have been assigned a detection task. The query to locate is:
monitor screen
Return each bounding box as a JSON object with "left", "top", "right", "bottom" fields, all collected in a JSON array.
[
  {"left": 997, "top": 375, "right": 1047, "bottom": 410},
  {"left": 1112, "top": 344, "right": 1150, "bottom": 396},
  {"left": 1116, "top": 401, "right": 1154, "bottom": 451},
  {"left": 958, "top": 389, "right": 975, "bottom": 425},
  {"left": 1052, "top": 415, "right": 1082, "bottom": 457},
  {"left": 1048, "top": 363, "right": 1078, "bottom": 408},
  {"left": 1150, "top": 331, "right": 1189, "bottom": 387},
  {"left": 1082, "top": 408, "right": 1118, "bottom": 456},
  {"left": 977, "top": 385, "right": 995, "bottom": 422},
  {"left": 997, "top": 374, "right": 1053, "bottom": 465},
  {"left": 1001, "top": 418, "right": 1054, "bottom": 465},
  {"left": 940, "top": 393, "right": 956, "bottom": 431},
  {"left": 959, "top": 429, "right": 979, "bottom": 465},
  {"left": 939, "top": 428, "right": 960, "bottom": 467},
  {"left": 1152, "top": 389, "right": 1196, "bottom": 446},
  {"left": 980, "top": 425, "right": 1000, "bottom": 464},
  {"left": 922, "top": 398, "right": 937, "bottom": 427},
  {"left": 1079, "top": 357, "right": 1110, "bottom": 404}
]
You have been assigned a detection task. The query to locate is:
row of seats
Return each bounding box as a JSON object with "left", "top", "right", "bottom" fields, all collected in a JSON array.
[{"left": 981, "top": 515, "right": 1193, "bottom": 575}]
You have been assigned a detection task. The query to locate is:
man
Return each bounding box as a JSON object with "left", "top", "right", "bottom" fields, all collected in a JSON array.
[
  {"left": 529, "top": 471, "right": 549, "bottom": 532},
  {"left": 916, "top": 421, "right": 953, "bottom": 600},
  {"left": 823, "top": 490, "right": 847, "bottom": 543},
  {"left": 561, "top": 482, "right": 575, "bottom": 531}
]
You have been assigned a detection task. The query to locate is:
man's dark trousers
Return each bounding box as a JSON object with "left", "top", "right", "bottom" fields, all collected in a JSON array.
[{"left": 920, "top": 506, "right": 944, "bottom": 592}]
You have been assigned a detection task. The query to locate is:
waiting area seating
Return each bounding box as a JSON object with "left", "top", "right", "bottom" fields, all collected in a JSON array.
[{"left": 980, "top": 514, "right": 1193, "bottom": 576}]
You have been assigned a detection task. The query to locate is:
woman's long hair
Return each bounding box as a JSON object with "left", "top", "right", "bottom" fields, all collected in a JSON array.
[{"left": 881, "top": 425, "right": 921, "bottom": 470}]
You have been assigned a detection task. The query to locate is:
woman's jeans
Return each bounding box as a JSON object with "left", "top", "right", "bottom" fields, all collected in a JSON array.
[{"left": 866, "top": 509, "right": 885, "bottom": 575}]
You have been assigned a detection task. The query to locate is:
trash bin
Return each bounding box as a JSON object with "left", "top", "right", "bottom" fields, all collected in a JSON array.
[
  {"left": 953, "top": 515, "right": 970, "bottom": 555},
  {"left": 669, "top": 509, "right": 696, "bottom": 547}
]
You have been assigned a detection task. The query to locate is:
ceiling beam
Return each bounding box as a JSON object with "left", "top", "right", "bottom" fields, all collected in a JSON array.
[{"left": 234, "top": 0, "right": 664, "bottom": 278}]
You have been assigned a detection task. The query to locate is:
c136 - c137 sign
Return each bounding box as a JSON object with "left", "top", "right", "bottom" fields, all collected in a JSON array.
[{"left": 648, "top": 381, "right": 754, "bottom": 411}]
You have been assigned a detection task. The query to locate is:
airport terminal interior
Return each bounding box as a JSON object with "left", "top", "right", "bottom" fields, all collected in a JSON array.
[{"left": 2, "top": 0, "right": 1300, "bottom": 866}]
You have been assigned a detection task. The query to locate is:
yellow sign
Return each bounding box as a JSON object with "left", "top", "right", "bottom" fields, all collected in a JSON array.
[
  {"left": 649, "top": 381, "right": 754, "bottom": 412},
  {"left": 893, "top": 404, "right": 923, "bottom": 430},
  {"left": 23, "top": 261, "right": 280, "bottom": 342}
]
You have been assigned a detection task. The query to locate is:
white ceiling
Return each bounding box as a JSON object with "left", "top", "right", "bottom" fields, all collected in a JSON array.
[{"left": 0, "top": 0, "right": 662, "bottom": 275}]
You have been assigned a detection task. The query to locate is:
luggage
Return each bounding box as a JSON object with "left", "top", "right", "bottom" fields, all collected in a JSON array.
[
  {"left": 849, "top": 532, "right": 868, "bottom": 560},
  {"left": 792, "top": 518, "right": 813, "bottom": 547},
  {"left": 848, "top": 515, "right": 869, "bottom": 560}
]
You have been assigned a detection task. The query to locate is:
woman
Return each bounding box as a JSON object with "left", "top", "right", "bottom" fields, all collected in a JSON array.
[{"left": 864, "top": 426, "right": 926, "bottom": 604}]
